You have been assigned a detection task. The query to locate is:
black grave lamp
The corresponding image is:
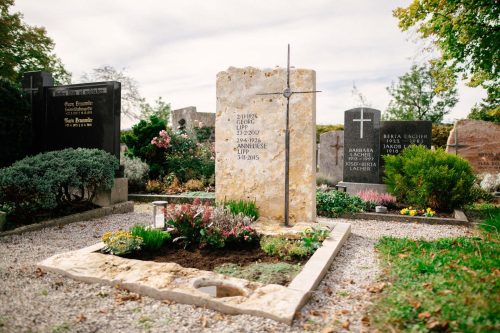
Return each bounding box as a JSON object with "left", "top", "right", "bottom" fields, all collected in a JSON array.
[{"left": 257, "top": 44, "right": 321, "bottom": 227}]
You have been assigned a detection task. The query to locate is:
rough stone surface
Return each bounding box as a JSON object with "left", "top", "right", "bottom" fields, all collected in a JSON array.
[
  {"left": 171, "top": 106, "right": 215, "bottom": 134},
  {"left": 446, "top": 119, "right": 500, "bottom": 174},
  {"left": 94, "top": 178, "right": 129, "bottom": 207},
  {"left": 215, "top": 67, "right": 316, "bottom": 225},
  {"left": 319, "top": 130, "right": 344, "bottom": 184}
]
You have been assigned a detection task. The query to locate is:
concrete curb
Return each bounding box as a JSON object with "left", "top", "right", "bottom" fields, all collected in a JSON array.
[
  {"left": 0, "top": 201, "right": 134, "bottom": 237},
  {"left": 338, "top": 209, "right": 469, "bottom": 225},
  {"left": 129, "top": 194, "right": 215, "bottom": 204}
]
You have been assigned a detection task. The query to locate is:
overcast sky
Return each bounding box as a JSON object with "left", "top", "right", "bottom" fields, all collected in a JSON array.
[{"left": 15, "top": 0, "right": 485, "bottom": 129}]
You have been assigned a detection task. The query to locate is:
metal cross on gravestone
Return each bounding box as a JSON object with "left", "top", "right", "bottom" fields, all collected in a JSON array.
[
  {"left": 256, "top": 44, "right": 321, "bottom": 226},
  {"left": 23, "top": 76, "right": 38, "bottom": 105},
  {"left": 353, "top": 107, "right": 371, "bottom": 139},
  {"left": 331, "top": 135, "right": 343, "bottom": 166},
  {"left": 447, "top": 123, "right": 468, "bottom": 154}
]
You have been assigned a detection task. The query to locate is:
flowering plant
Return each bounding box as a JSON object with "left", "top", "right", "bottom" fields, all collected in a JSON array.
[
  {"left": 400, "top": 207, "right": 436, "bottom": 217},
  {"left": 151, "top": 130, "right": 171, "bottom": 149},
  {"left": 102, "top": 230, "right": 143, "bottom": 255},
  {"left": 357, "top": 190, "right": 397, "bottom": 207}
]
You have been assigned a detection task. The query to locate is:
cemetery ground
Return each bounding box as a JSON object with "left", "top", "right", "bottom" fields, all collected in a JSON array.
[{"left": 1, "top": 202, "right": 496, "bottom": 333}]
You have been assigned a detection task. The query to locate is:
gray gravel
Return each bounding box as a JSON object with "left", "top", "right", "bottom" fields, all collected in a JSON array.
[{"left": 0, "top": 210, "right": 472, "bottom": 333}]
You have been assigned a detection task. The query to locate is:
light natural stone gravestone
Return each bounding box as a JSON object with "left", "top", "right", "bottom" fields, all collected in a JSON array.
[
  {"left": 446, "top": 119, "right": 500, "bottom": 174},
  {"left": 319, "top": 131, "right": 344, "bottom": 184},
  {"left": 215, "top": 67, "right": 316, "bottom": 224},
  {"left": 171, "top": 106, "right": 215, "bottom": 133}
]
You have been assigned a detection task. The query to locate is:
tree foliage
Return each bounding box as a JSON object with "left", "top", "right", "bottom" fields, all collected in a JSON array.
[
  {"left": 81, "top": 65, "right": 143, "bottom": 120},
  {"left": 140, "top": 96, "right": 171, "bottom": 125},
  {"left": 394, "top": 0, "right": 499, "bottom": 113},
  {"left": 384, "top": 64, "right": 458, "bottom": 123},
  {"left": 0, "top": 0, "right": 70, "bottom": 84}
]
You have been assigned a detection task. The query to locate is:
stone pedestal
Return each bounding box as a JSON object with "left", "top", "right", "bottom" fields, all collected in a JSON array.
[
  {"left": 337, "top": 181, "right": 387, "bottom": 196},
  {"left": 93, "top": 178, "right": 128, "bottom": 207},
  {"left": 215, "top": 67, "right": 316, "bottom": 225}
]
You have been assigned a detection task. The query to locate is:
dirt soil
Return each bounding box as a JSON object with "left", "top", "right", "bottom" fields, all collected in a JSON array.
[{"left": 124, "top": 243, "right": 305, "bottom": 271}]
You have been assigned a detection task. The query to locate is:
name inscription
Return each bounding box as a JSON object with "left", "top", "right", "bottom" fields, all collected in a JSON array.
[{"left": 235, "top": 113, "right": 266, "bottom": 161}]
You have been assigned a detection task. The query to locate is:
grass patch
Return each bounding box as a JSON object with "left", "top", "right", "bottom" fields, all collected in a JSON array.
[
  {"left": 129, "top": 225, "right": 171, "bottom": 251},
  {"left": 369, "top": 207, "right": 500, "bottom": 332},
  {"left": 223, "top": 199, "right": 259, "bottom": 220},
  {"left": 213, "top": 262, "right": 302, "bottom": 285}
]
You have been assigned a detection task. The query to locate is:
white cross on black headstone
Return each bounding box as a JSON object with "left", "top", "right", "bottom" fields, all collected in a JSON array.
[{"left": 353, "top": 107, "right": 371, "bottom": 139}]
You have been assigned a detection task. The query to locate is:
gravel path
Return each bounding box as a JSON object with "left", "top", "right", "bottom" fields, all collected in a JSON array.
[{"left": 0, "top": 210, "right": 472, "bottom": 333}]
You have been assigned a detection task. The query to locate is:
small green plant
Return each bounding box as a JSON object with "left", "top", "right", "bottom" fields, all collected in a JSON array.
[
  {"left": 383, "top": 145, "right": 476, "bottom": 210},
  {"left": 300, "top": 226, "right": 330, "bottom": 253},
  {"left": 102, "top": 230, "right": 143, "bottom": 255},
  {"left": 214, "top": 262, "right": 302, "bottom": 285},
  {"left": 223, "top": 199, "right": 260, "bottom": 220},
  {"left": 316, "top": 190, "right": 365, "bottom": 217},
  {"left": 129, "top": 225, "right": 170, "bottom": 251},
  {"left": 260, "top": 236, "right": 310, "bottom": 261}
]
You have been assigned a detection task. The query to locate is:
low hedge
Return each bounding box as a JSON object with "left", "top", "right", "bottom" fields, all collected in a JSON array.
[{"left": 0, "top": 148, "right": 119, "bottom": 223}]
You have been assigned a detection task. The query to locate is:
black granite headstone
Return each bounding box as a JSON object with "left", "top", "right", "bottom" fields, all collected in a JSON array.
[
  {"left": 379, "top": 120, "right": 432, "bottom": 180},
  {"left": 44, "top": 81, "right": 121, "bottom": 159},
  {"left": 22, "top": 71, "right": 54, "bottom": 154},
  {"left": 343, "top": 107, "right": 381, "bottom": 183},
  {"left": 380, "top": 121, "right": 432, "bottom": 155}
]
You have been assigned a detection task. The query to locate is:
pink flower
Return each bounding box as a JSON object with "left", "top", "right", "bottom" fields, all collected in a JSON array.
[{"left": 244, "top": 235, "right": 249, "bottom": 241}]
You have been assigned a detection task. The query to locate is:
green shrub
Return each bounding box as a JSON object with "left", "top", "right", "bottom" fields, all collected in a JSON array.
[
  {"left": 129, "top": 225, "right": 170, "bottom": 251},
  {"left": 316, "top": 173, "right": 337, "bottom": 187},
  {"left": 121, "top": 155, "right": 149, "bottom": 191},
  {"left": 260, "top": 236, "right": 311, "bottom": 261},
  {"left": 383, "top": 145, "right": 476, "bottom": 211},
  {"left": 122, "top": 116, "right": 215, "bottom": 182},
  {"left": 223, "top": 199, "right": 259, "bottom": 220},
  {"left": 431, "top": 123, "right": 453, "bottom": 148},
  {"left": 316, "top": 190, "right": 365, "bottom": 217},
  {"left": 0, "top": 148, "right": 118, "bottom": 223},
  {"left": 102, "top": 230, "right": 143, "bottom": 255},
  {"left": 468, "top": 106, "right": 500, "bottom": 123},
  {"left": 300, "top": 226, "right": 330, "bottom": 253},
  {"left": 0, "top": 78, "right": 32, "bottom": 168}
]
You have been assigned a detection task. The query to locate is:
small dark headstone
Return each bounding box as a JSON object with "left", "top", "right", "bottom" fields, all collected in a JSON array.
[
  {"left": 380, "top": 121, "right": 432, "bottom": 155},
  {"left": 44, "top": 82, "right": 121, "bottom": 159},
  {"left": 343, "top": 107, "right": 381, "bottom": 183}
]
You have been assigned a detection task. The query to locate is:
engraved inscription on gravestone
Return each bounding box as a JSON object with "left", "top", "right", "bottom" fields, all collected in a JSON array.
[
  {"left": 380, "top": 121, "right": 432, "bottom": 155},
  {"left": 235, "top": 113, "right": 267, "bottom": 161},
  {"left": 45, "top": 82, "right": 121, "bottom": 159},
  {"left": 343, "top": 108, "right": 380, "bottom": 184}
]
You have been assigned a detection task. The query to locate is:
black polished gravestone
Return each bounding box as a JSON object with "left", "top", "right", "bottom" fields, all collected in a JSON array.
[
  {"left": 44, "top": 82, "right": 121, "bottom": 159},
  {"left": 380, "top": 121, "right": 432, "bottom": 155},
  {"left": 343, "top": 107, "right": 381, "bottom": 183}
]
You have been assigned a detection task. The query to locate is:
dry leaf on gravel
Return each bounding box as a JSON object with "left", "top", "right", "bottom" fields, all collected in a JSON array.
[
  {"left": 342, "top": 320, "right": 350, "bottom": 329},
  {"left": 321, "top": 327, "right": 335, "bottom": 333},
  {"left": 361, "top": 316, "right": 370, "bottom": 326},
  {"left": 76, "top": 314, "right": 87, "bottom": 323},
  {"left": 114, "top": 291, "right": 141, "bottom": 304},
  {"left": 427, "top": 319, "right": 449, "bottom": 331},
  {"left": 201, "top": 315, "right": 208, "bottom": 328},
  {"left": 418, "top": 311, "right": 431, "bottom": 319},
  {"left": 367, "top": 282, "right": 386, "bottom": 293},
  {"left": 35, "top": 267, "right": 46, "bottom": 278}
]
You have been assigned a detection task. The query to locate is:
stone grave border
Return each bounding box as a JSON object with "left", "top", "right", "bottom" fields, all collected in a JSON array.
[
  {"left": 0, "top": 201, "right": 134, "bottom": 237},
  {"left": 37, "top": 221, "right": 351, "bottom": 325},
  {"left": 339, "top": 209, "right": 469, "bottom": 225}
]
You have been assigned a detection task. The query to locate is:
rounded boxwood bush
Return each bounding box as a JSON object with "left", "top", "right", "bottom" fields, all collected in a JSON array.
[
  {"left": 0, "top": 148, "right": 119, "bottom": 223},
  {"left": 383, "top": 145, "right": 476, "bottom": 211}
]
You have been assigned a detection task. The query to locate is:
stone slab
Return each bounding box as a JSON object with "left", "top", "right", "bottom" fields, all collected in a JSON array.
[
  {"left": 215, "top": 67, "right": 316, "bottom": 225},
  {"left": 319, "top": 131, "right": 344, "bottom": 184},
  {"left": 337, "top": 181, "right": 387, "bottom": 196},
  {"left": 446, "top": 119, "right": 500, "bottom": 174},
  {"left": 94, "top": 178, "right": 128, "bottom": 207},
  {"left": 37, "top": 222, "right": 351, "bottom": 325}
]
